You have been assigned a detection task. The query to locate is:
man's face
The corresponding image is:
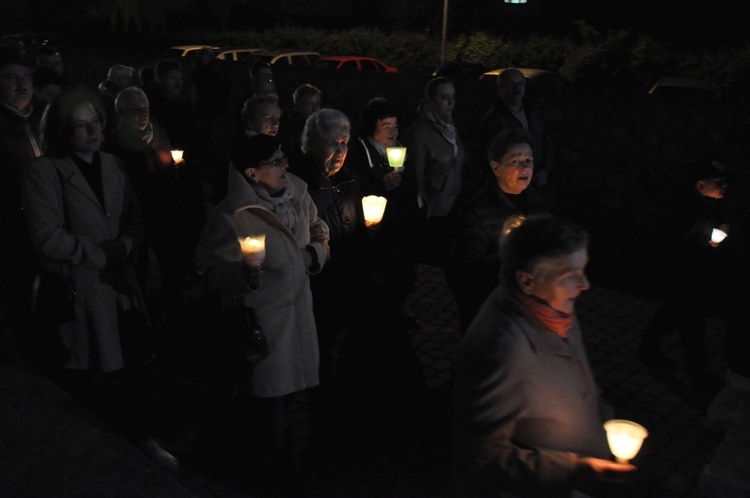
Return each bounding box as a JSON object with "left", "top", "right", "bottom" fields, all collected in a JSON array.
[
  {"left": 0, "top": 64, "right": 34, "bottom": 110},
  {"left": 519, "top": 249, "right": 591, "bottom": 315},
  {"left": 295, "top": 93, "right": 321, "bottom": 119},
  {"left": 34, "top": 83, "right": 61, "bottom": 104},
  {"left": 498, "top": 70, "right": 526, "bottom": 109},
  {"left": 120, "top": 92, "right": 150, "bottom": 132},
  {"left": 38, "top": 52, "right": 64, "bottom": 76},
  {"left": 158, "top": 69, "right": 183, "bottom": 99}
]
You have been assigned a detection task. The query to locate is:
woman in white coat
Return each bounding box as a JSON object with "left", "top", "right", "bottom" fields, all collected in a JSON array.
[
  {"left": 194, "top": 133, "right": 329, "bottom": 471},
  {"left": 22, "top": 84, "right": 176, "bottom": 469}
]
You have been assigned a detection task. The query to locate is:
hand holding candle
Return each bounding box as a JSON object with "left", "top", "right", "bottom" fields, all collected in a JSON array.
[
  {"left": 386, "top": 146, "right": 406, "bottom": 171},
  {"left": 604, "top": 419, "right": 648, "bottom": 464},
  {"left": 238, "top": 234, "right": 266, "bottom": 267},
  {"left": 710, "top": 227, "right": 728, "bottom": 247}
]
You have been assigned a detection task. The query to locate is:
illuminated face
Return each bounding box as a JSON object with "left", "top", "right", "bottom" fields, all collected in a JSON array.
[
  {"left": 250, "top": 148, "right": 289, "bottom": 192},
  {"left": 492, "top": 143, "right": 534, "bottom": 194},
  {"left": 318, "top": 132, "right": 349, "bottom": 176},
  {"left": 0, "top": 64, "right": 33, "bottom": 110},
  {"left": 248, "top": 102, "right": 282, "bottom": 136},
  {"left": 70, "top": 103, "right": 103, "bottom": 154},
  {"left": 372, "top": 116, "right": 398, "bottom": 148},
  {"left": 120, "top": 92, "right": 150, "bottom": 132},
  {"left": 428, "top": 82, "right": 455, "bottom": 120},
  {"left": 518, "top": 249, "right": 590, "bottom": 314},
  {"left": 697, "top": 177, "right": 726, "bottom": 199},
  {"left": 158, "top": 69, "right": 183, "bottom": 99},
  {"left": 295, "top": 93, "right": 321, "bottom": 119}
]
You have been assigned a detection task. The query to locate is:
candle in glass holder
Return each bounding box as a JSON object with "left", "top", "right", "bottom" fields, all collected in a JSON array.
[
  {"left": 171, "top": 150, "right": 184, "bottom": 163},
  {"left": 362, "top": 195, "right": 388, "bottom": 226},
  {"left": 711, "top": 228, "right": 728, "bottom": 245},
  {"left": 238, "top": 234, "right": 266, "bottom": 266},
  {"left": 386, "top": 147, "right": 407, "bottom": 171},
  {"left": 603, "top": 419, "right": 648, "bottom": 464}
]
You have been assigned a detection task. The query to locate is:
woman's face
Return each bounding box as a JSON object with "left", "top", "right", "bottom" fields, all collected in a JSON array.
[
  {"left": 249, "top": 102, "right": 281, "bottom": 136},
  {"left": 316, "top": 131, "right": 349, "bottom": 176},
  {"left": 372, "top": 116, "right": 398, "bottom": 148},
  {"left": 518, "top": 248, "right": 591, "bottom": 314},
  {"left": 428, "top": 82, "right": 456, "bottom": 119},
  {"left": 70, "top": 103, "right": 103, "bottom": 154},
  {"left": 249, "top": 148, "right": 289, "bottom": 192},
  {"left": 493, "top": 143, "right": 534, "bottom": 194}
]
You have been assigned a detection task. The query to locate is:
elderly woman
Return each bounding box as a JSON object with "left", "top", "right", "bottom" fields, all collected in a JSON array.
[
  {"left": 401, "top": 76, "right": 466, "bottom": 268},
  {"left": 194, "top": 133, "right": 329, "bottom": 463},
  {"left": 21, "top": 84, "right": 176, "bottom": 469},
  {"left": 446, "top": 128, "right": 547, "bottom": 333},
  {"left": 452, "top": 214, "right": 636, "bottom": 497},
  {"left": 241, "top": 93, "right": 282, "bottom": 137}
]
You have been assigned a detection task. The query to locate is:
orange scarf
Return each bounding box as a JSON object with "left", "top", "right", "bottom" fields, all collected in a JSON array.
[{"left": 512, "top": 290, "right": 574, "bottom": 338}]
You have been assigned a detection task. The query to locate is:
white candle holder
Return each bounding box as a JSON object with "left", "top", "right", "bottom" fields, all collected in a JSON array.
[
  {"left": 604, "top": 419, "right": 648, "bottom": 464},
  {"left": 238, "top": 234, "right": 266, "bottom": 266},
  {"left": 711, "top": 228, "right": 728, "bottom": 245},
  {"left": 362, "top": 195, "right": 388, "bottom": 226}
]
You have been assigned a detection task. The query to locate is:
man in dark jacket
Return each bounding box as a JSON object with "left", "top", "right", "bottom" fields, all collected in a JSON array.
[{"left": 0, "top": 46, "right": 43, "bottom": 325}]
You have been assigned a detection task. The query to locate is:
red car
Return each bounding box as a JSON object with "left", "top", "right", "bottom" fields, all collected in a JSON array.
[{"left": 319, "top": 56, "right": 398, "bottom": 73}]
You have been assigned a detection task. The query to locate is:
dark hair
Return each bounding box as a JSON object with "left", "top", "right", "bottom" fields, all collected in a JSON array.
[
  {"left": 232, "top": 134, "right": 280, "bottom": 172},
  {"left": 250, "top": 61, "right": 272, "bottom": 79},
  {"left": 488, "top": 128, "right": 533, "bottom": 163},
  {"left": 0, "top": 44, "right": 32, "bottom": 69},
  {"left": 359, "top": 97, "right": 399, "bottom": 139},
  {"left": 40, "top": 84, "right": 106, "bottom": 158},
  {"left": 500, "top": 214, "right": 588, "bottom": 289},
  {"left": 154, "top": 58, "right": 182, "bottom": 77},
  {"left": 425, "top": 76, "right": 453, "bottom": 100}
]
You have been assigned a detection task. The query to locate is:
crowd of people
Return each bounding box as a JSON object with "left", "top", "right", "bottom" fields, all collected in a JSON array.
[{"left": 1, "top": 39, "right": 748, "bottom": 497}]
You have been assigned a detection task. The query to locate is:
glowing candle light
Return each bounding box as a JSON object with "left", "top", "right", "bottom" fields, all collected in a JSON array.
[
  {"left": 386, "top": 147, "right": 407, "bottom": 171},
  {"left": 604, "top": 419, "right": 648, "bottom": 464},
  {"left": 711, "top": 228, "right": 727, "bottom": 245},
  {"left": 238, "top": 234, "right": 266, "bottom": 266},
  {"left": 171, "top": 150, "right": 184, "bottom": 163},
  {"left": 362, "top": 195, "right": 388, "bottom": 226}
]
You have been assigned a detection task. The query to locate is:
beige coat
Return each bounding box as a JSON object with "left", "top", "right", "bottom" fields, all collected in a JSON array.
[{"left": 22, "top": 153, "right": 146, "bottom": 373}]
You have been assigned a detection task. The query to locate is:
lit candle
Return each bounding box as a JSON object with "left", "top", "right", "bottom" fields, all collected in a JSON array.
[
  {"left": 171, "top": 150, "right": 184, "bottom": 163},
  {"left": 711, "top": 228, "right": 727, "bottom": 245},
  {"left": 362, "top": 195, "right": 388, "bottom": 226},
  {"left": 386, "top": 147, "right": 407, "bottom": 171},
  {"left": 603, "top": 419, "right": 648, "bottom": 464},
  {"left": 238, "top": 234, "right": 266, "bottom": 266}
]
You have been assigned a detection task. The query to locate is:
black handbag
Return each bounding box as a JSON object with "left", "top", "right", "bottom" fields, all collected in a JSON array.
[{"left": 30, "top": 270, "right": 76, "bottom": 324}]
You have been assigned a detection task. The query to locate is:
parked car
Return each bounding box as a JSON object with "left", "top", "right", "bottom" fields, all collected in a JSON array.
[
  {"left": 648, "top": 77, "right": 722, "bottom": 102},
  {"left": 216, "top": 47, "right": 266, "bottom": 62},
  {"left": 249, "top": 50, "right": 321, "bottom": 67},
  {"left": 401, "top": 59, "right": 488, "bottom": 79},
  {"left": 164, "top": 45, "right": 220, "bottom": 59},
  {"left": 319, "top": 56, "right": 398, "bottom": 73}
]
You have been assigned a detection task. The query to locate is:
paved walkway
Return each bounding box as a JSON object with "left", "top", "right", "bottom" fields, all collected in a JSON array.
[{"left": 1, "top": 263, "right": 730, "bottom": 497}]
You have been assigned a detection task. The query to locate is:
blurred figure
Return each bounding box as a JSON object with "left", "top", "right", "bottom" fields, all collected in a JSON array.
[
  {"left": 401, "top": 76, "right": 465, "bottom": 268},
  {"left": 194, "top": 134, "right": 329, "bottom": 483},
  {"left": 105, "top": 86, "right": 204, "bottom": 311},
  {"left": 35, "top": 44, "right": 65, "bottom": 78},
  {"left": 637, "top": 158, "right": 730, "bottom": 391},
  {"left": 21, "top": 84, "right": 177, "bottom": 471},
  {"left": 0, "top": 45, "right": 43, "bottom": 327},
  {"left": 32, "top": 66, "right": 64, "bottom": 107},
  {"left": 445, "top": 128, "right": 547, "bottom": 334},
  {"left": 98, "top": 64, "right": 136, "bottom": 133},
  {"left": 452, "top": 214, "right": 636, "bottom": 497},
  {"left": 278, "top": 83, "right": 321, "bottom": 166}
]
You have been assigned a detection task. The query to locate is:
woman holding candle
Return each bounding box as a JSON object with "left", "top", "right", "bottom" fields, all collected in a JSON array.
[
  {"left": 194, "top": 133, "right": 329, "bottom": 471},
  {"left": 452, "top": 214, "right": 636, "bottom": 497}
]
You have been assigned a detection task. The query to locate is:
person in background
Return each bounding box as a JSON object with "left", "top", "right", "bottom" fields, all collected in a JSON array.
[
  {"left": 452, "top": 214, "right": 637, "bottom": 497},
  {"left": 278, "top": 83, "right": 321, "bottom": 167},
  {"left": 98, "top": 64, "right": 136, "bottom": 134},
  {"left": 32, "top": 66, "right": 64, "bottom": 108},
  {"left": 446, "top": 128, "right": 547, "bottom": 334},
  {"left": 637, "top": 157, "right": 730, "bottom": 391},
  {"left": 401, "top": 76, "right": 465, "bottom": 268},
  {"left": 21, "top": 84, "right": 177, "bottom": 471},
  {"left": 193, "top": 134, "right": 329, "bottom": 488},
  {"left": 105, "top": 86, "right": 203, "bottom": 313},
  {"left": 0, "top": 46, "right": 43, "bottom": 329},
  {"left": 35, "top": 44, "right": 65, "bottom": 78}
]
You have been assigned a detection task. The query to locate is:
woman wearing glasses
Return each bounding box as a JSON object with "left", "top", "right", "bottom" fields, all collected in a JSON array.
[{"left": 194, "top": 133, "right": 329, "bottom": 479}]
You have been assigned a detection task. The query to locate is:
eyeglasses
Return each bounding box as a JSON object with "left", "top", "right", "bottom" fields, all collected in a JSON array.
[{"left": 258, "top": 154, "right": 288, "bottom": 168}]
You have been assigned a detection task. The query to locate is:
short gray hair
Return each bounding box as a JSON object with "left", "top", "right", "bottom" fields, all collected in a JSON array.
[
  {"left": 114, "top": 86, "right": 147, "bottom": 114},
  {"left": 301, "top": 108, "right": 350, "bottom": 155}
]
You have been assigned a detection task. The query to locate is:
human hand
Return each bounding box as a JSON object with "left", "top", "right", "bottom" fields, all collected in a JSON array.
[
  {"left": 384, "top": 170, "right": 402, "bottom": 191},
  {"left": 574, "top": 456, "right": 636, "bottom": 482}
]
